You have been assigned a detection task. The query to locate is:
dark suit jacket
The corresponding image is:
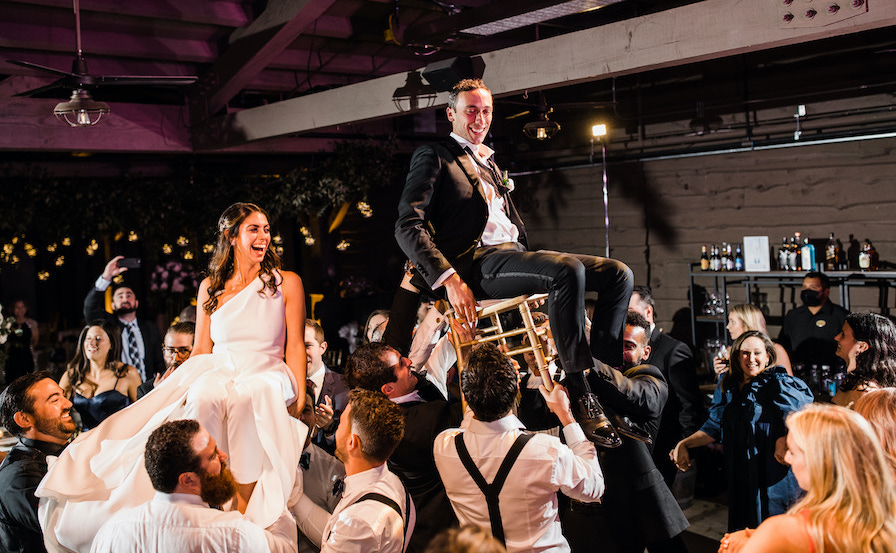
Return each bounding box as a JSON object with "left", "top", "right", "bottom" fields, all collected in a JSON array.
[
  {"left": 389, "top": 397, "right": 462, "bottom": 553},
  {"left": 647, "top": 327, "right": 707, "bottom": 483},
  {"left": 562, "top": 363, "right": 689, "bottom": 550},
  {"left": 312, "top": 367, "right": 350, "bottom": 453},
  {"left": 84, "top": 287, "right": 164, "bottom": 381},
  {"left": 395, "top": 138, "right": 528, "bottom": 292}
]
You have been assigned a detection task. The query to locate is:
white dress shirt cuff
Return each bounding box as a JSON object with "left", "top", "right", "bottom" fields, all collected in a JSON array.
[
  {"left": 94, "top": 275, "right": 112, "bottom": 292},
  {"left": 561, "top": 422, "right": 587, "bottom": 446},
  {"left": 432, "top": 268, "right": 456, "bottom": 290}
]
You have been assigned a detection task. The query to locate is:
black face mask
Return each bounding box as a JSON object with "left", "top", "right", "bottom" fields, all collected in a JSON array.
[{"left": 800, "top": 289, "right": 824, "bottom": 307}]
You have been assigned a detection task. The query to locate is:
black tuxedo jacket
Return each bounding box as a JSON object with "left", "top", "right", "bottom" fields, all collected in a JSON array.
[
  {"left": 395, "top": 137, "right": 528, "bottom": 292},
  {"left": 568, "top": 363, "right": 689, "bottom": 547},
  {"left": 389, "top": 397, "right": 462, "bottom": 552},
  {"left": 84, "top": 287, "right": 164, "bottom": 381},
  {"left": 647, "top": 327, "right": 706, "bottom": 482}
]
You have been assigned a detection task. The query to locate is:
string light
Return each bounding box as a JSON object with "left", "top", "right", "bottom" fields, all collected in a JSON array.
[
  {"left": 86, "top": 239, "right": 99, "bottom": 256},
  {"left": 336, "top": 240, "right": 350, "bottom": 251},
  {"left": 202, "top": 244, "right": 214, "bottom": 254},
  {"left": 162, "top": 244, "right": 173, "bottom": 254},
  {"left": 24, "top": 244, "right": 37, "bottom": 257},
  {"left": 38, "top": 271, "right": 50, "bottom": 281},
  {"left": 357, "top": 202, "right": 373, "bottom": 218},
  {"left": 299, "top": 226, "right": 315, "bottom": 246},
  {"left": 273, "top": 234, "right": 283, "bottom": 245},
  {"left": 55, "top": 256, "right": 65, "bottom": 266},
  {"left": 62, "top": 237, "right": 71, "bottom": 246},
  {"left": 183, "top": 251, "right": 194, "bottom": 260},
  {"left": 177, "top": 236, "right": 189, "bottom": 247},
  {"left": 128, "top": 231, "right": 139, "bottom": 242},
  {"left": 47, "top": 243, "right": 57, "bottom": 252}
]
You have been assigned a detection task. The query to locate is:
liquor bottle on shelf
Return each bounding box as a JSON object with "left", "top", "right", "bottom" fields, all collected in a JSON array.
[
  {"left": 778, "top": 237, "right": 789, "bottom": 271},
  {"left": 801, "top": 237, "right": 816, "bottom": 272},
  {"left": 710, "top": 244, "right": 722, "bottom": 271},
  {"left": 859, "top": 240, "right": 879, "bottom": 271},
  {"left": 700, "top": 244, "right": 710, "bottom": 271},
  {"left": 725, "top": 243, "right": 735, "bottom": 271},
  {"left": 734, "top": 244, "right": 744, "bottom": 271},
  {"left": 825, "top": 233, "right": 839, "bottom": 272},
  {"left": 787, "top": 236, "right": 799, "bottom": 271},
  {"left": 720, "top": 242, "right": 730, "bottom": 272}
]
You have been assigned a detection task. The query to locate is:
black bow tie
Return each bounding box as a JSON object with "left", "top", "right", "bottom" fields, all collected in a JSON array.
[
  {"left": 299, "top": 451, "right": 310, "bottom": 470},
  {"left": 332, "top": 478, "right": 344, "bottom": 497}
]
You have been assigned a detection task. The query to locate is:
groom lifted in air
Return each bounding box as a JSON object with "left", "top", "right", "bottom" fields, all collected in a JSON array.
[{"left": 394, "top": 78, "right": 633, "bottom": 446}]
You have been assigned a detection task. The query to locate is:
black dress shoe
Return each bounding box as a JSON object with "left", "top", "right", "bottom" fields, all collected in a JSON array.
[
  {"left": 610, "top": 414, "right": 653, "bottom": 445},
  {"left": 575, "top": 393, "right": 622, "bottom": 449}
]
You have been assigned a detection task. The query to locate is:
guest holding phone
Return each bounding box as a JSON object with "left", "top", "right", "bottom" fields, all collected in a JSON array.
[{"left": 83, "top": 256, "right": 164, "bottom": 382}]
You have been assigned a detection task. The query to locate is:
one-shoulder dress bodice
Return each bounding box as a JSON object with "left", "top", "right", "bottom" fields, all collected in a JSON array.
[{"left": 210, "top": 276, "right": 285, "bottom": 359}]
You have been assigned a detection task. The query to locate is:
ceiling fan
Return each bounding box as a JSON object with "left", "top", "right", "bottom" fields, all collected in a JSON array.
[{"left": 6, "top": 0, "right": 197, "bottom": 126}]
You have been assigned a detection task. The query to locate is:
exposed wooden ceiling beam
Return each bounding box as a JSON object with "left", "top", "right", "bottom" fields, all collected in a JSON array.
[
  {"left": 189, "top": 0, "right": 338, "bottom": 121},
  {"left": 193, "top": 0, "right": 896, "bottom": 151},
  {"left": 0, "top": 97, "right": 192, "bottom": 152},
  {"left": 0, "top": 0, "right": 251, "bottom": 27}
]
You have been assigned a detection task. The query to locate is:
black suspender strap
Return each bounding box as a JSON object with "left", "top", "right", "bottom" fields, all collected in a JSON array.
[
  {"left": 347, "top": 486, "right": 412, "bottom": 552},
  {"left": 453, "top": 432, "right": 535, "bottom": 546}
]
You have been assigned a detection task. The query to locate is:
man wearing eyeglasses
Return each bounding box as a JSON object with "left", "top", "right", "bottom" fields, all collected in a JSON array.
[{"left": 137, "top": 322, "right": 195, "bottom": 399}]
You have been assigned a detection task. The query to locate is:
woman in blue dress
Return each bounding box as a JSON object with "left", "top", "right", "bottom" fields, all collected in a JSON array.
[
  {"left": 671, "top": 330, "right": 813, "bottom": 531},
  {"left": 59, "top": 320, "right": 141, "bottom": 431}
]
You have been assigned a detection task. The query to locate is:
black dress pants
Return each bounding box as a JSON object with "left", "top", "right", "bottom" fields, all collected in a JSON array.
[{"left": 470, "top": 244, "right": 633, "bottom": 371}]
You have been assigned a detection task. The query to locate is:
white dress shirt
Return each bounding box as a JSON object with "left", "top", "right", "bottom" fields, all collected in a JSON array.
[
  {"left": 318, "top": 463, "right": 415, "bottom": 553},
  {"left": 433, "top": 133, "right": 521, "bottom": 289},
  {"left": 90, "top": 491, "right": 297, "bottom": 553},
  {"left": 308, "top": 364, "right": 327, "bottom": 404},
  {"left": 433, "top": 415, "right": 604, "bottom": 553}
]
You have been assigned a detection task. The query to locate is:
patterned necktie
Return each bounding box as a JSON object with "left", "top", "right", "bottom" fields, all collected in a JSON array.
[{"left": 126, "top": 322, "right": 144, "bottom": 380}]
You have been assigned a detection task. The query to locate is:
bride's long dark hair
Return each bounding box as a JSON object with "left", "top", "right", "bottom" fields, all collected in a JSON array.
[{"left": 203, "top": 202, "right": 281, "bottom": 314}]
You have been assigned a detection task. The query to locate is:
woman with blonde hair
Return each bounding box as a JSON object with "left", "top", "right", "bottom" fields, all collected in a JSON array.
[
  {"left": 852, "top": 387, "right": 896, "bottom": 474},
  {"left": 715, "top": 304, "right": 792, "bottom": 376},
  {"left": 720, "top": 403, "right": 896, "bottom": 552}
]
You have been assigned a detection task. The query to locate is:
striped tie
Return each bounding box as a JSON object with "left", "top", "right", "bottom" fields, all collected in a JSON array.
[{"left": 126, "top": 323, "right": 145, "bottom": 380}]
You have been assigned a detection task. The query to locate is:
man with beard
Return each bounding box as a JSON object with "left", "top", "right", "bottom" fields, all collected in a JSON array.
[
  {"left": 0, "top": 372, "right": 77, "bottom": 553},
  {"left": 90, "top": 419, "right": 297, "bottom": 553},
  {"left": 137, "top": 322, "right": 195, "bottom": 399},
  {"left": 296, "top": 389, "right": 414, "bottom": 553},
  {"left": 84, "top": 256, "right": 164, "bottom": 382},
  {"left": 562, "top": 311, "right": 689, "bottom": 553}
]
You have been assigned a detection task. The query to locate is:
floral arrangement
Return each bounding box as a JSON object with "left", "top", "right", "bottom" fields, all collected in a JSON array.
[{"left": 150, "top": 261, "right": 199, "bottom": 294}]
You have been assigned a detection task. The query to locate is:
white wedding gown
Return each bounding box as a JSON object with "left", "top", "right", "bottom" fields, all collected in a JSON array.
[{"left": 38, "top": 275, "right": 307, "bottom": 553}]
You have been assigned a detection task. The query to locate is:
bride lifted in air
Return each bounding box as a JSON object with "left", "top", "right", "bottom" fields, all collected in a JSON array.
[{"left": 39, "top": 203, "right": 308, "bottom": 552}]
